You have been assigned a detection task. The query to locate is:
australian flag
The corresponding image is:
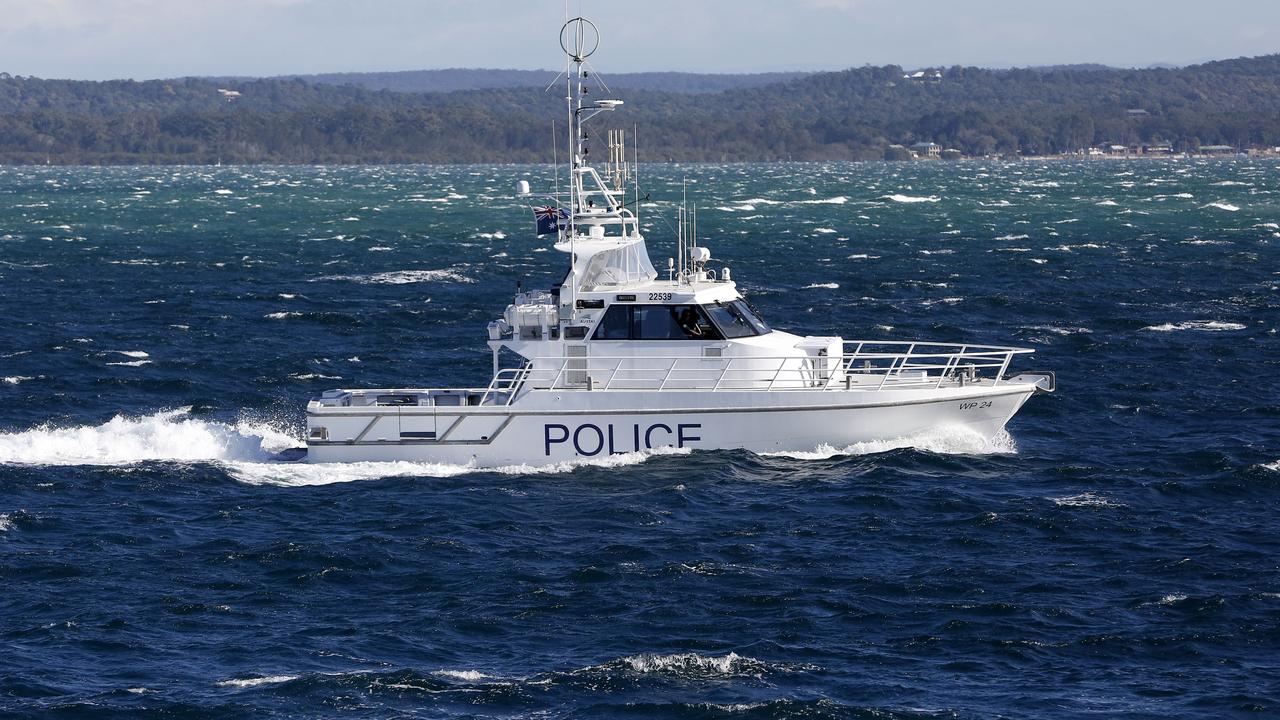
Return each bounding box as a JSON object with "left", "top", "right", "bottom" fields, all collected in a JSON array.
[{"left": 532, "top": 205, "right": 570, "bottom": 236}]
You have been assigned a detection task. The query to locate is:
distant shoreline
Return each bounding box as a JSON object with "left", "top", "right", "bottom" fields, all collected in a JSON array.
[{"left": 0, "top": 154, "right": 1268, "bottom": 169}]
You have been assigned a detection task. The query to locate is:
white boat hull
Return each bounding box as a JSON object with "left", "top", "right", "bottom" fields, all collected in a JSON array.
[{"left": 306, "top": 384, "right": 1039, "bottom": 466}]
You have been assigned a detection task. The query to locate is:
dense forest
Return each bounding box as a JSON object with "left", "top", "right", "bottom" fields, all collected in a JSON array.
[
  {"left": 1, "top": 55, "right": 1279, "bottom": 165},
  {"left": 276, "top": 69, "right": 813, "bottom": 95}
]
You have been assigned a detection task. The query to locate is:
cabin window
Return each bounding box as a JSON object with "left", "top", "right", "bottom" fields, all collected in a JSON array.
[
  {"left": 705, "top": 300, "right": 771, "bottom": 338},
  {"left": 593, "top": 304, "right": 631, "bottom": 340},
  {"left": 591, "top": 304, "right": 722, "bottom": 340}
]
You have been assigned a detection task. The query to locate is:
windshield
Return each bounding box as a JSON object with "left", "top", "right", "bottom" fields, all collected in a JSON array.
[{"left": 705, "top": 300, "right": 771, "bottom": 338}]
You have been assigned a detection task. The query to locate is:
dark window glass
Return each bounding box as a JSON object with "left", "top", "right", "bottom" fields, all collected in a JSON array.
[
  {"left": 732, "top": 300, "right": 771, "bottom": 335},
  {"left": 592, "top": 304, "right": 631, "bottom": 340},
  {"left": 631, "top": 305, "right": 721, "bottom": 340},
  {"left": 705, "top": 302, "right": 756, "bottom": 338}
]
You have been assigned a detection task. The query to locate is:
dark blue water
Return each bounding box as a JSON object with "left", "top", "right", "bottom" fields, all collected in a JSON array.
[{"left": 1, "top": 161, "right": 1278, "bottom": 718}]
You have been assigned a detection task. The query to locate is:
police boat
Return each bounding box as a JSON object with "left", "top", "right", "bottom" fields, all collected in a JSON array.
[{"left": 304, "top": 17, "right": 1054, "bottom": 466}]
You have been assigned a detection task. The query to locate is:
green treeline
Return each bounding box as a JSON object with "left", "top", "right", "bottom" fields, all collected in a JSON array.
[{"left": 1, "top": 55, "right": 1278, "bottom": 165}]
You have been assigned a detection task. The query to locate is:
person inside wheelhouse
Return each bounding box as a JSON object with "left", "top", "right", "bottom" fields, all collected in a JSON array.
[{"left": 591, "top": 300, "right": 771, "bottom": 341}]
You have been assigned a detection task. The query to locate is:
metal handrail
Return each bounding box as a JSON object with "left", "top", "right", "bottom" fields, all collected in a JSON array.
[
  {"left": 314, "top": 343, "right": 1035, "bottom": 403},
  {"left": 511, "top": 342, "right": 1033, "bottom": 394}
]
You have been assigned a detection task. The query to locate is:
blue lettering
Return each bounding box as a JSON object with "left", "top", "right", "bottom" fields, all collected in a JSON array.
[
  {"left": 644, "top": 423, "right": 672, "bottom": 449},
  {"left": 677, "top": 423, "right": 702, "bottom": 448},
  {"left": 574, "top": 424, "right": 605, "bottom": 456},
  {"left": 544, "top": 424, "right": 569, "bottom": 456},
  {"left": 633, "top": 424, "right": 642, "bottom": 452}
]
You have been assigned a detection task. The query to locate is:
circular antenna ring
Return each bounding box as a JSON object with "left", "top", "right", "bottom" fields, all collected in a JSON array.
[{"left": 559, "top": 17, "right": 600, "bottom": 61}]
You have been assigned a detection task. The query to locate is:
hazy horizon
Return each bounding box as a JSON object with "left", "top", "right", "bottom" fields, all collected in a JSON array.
[{"left": 0, "top": 0, "right": 1276, "bottom": 82}]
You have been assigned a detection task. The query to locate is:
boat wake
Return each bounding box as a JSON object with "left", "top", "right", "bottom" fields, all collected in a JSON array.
[
  {"left": 0, "top": 408, "right": 296, "bottom": 467},
  {"left": 0, "top": 408, "right": 693, "bottom": 485},
  {"left": 761, "top": 425, "right": 1017, "bottom": 460},
  {"left": 0, "top": 410, "right": 1017, "bottom": 485}
]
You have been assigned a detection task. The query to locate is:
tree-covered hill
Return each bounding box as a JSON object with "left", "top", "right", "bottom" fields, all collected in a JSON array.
[
  {"left": 271, "top": 69, "right": 812, "bottom": 95},
  {"left": 1, "top": 55, "right": 1278, "bottom": 164}
]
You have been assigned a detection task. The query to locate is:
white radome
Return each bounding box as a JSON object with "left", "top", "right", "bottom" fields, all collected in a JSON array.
[{"left": 304, "top": 17, "right": 1054, "bottom": 467}]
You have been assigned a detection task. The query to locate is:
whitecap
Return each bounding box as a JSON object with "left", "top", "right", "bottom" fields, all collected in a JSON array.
[
  {"left": 3, "top": 376, "right": 34, "bottom": 385},
  {"left": 106, "top": 360, "right": 152, "bottom": 367},
  {"left": 112, "top": 350, "right": 149, "bottom": 359},
  {"left": 311, "top": 269, "right": 473, "bottom": 285},
  {"left": 802, "top": 282, "right": 839, "bottom": 289},
  {"left": 883, "top": 194, "right": 940, "bottom": 203},
  {"left": 216, "top": 675, "right": 298, "bottom": 689},
  {"left": 797, "top": 196, "right": 848, "bottom": 205},
  {"left": 265, "top": 311, "right": 304, "bottom": 320},
  {"left": 812, "top": 228, "right": 837, "bottom": 234},
  {"left": 995, "top": 234, "right": 1030, "bottom": 241},
  {"left": 1142, "top": 320, "right": 1246, "bottom": 332},
  {"left": 432, "top": 669, "right": 492, "bottom": 682},
  {"left": 617, "top": 652, "right": 764, "bottom": 677},
  {"left": 1051, "top": 492, "right": 1122, "bottom": 508},
  {"left": 1203, "top": 202, "right": 1240, "bottom": 212}
]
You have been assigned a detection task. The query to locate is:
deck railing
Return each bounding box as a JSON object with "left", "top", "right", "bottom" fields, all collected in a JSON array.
[
  {"left": 488, "top": 341, "right": 1032, "bottom": 399},
  {"left": 312, "top": 342, "right": 1035, "bottom": 409}
]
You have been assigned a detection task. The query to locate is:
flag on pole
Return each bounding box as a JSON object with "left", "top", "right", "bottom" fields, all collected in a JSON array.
[{"left": 532, "top": 205, "right": 570, "bottom": 236}]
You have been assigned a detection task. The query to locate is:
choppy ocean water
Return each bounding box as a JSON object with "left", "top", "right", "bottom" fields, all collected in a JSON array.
[{"left": 0, "top": 159, "right": 1277, "bottom": 718}]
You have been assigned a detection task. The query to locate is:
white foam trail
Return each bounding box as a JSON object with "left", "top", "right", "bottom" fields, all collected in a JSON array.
[
  {"left": 762, "top": 426, "right": 1016, "bottom": 460},
  {"left": 264, "top": 311, "right": 304, "bottom": 320},
  {"left": 227, "top": 446, "right": 691, "bottom": 487},
  {"left": 1262, "top": 461, "right": 1280, "bottom": 473},
  {"left": 0, "top": 408, "right": 297, "bottom": 466},
  {"left": 802, "top": 282, "right": 839, "bottom": 289},
  {"left": 216, "top": 675, "right": 298, "bottom": 689},
  {"left": 1142, "top": 320, "right": 1246, "bottom": 332},
  {"left": 3, "top": 376, "right": 34, "bottom": 385}
]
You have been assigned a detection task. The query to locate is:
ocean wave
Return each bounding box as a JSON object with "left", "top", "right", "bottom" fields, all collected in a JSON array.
[
  {"left": 762, "top": 426, "right": 1016, "bottom": 460},
  {"left": 310, "top": 269, "right": 474, "bottom": 285},
  {"left": 3, "top": 376, "right": 35, "bottom": 385},
  {"left": 1203, "top": 201, "right": 1240, "bottom": 212},
  {"left": 796, "top": 196, "right": 848, "bottom": 205},
  {"left": 1142, "top": 320, "right": 1246, "bottom": 332},
  {"left": 1051, "top": 492, "right": 1123, "bottom": 508},
  {"left": 803, "top": 282, "right": 839, "bottom": 289},
  {"left": 611, "top": 652, "right": 767, "bottom": 678},
  {"left": 432, "top": 669, "right": 493, "bottom": 682},
  {"left": 216, "top": 675, "right": 299, "bottom": 689}
]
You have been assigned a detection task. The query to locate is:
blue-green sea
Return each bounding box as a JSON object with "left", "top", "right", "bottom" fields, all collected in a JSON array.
[{"left": 1, "top": 159, "right": 1278, "bottom": 718}]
